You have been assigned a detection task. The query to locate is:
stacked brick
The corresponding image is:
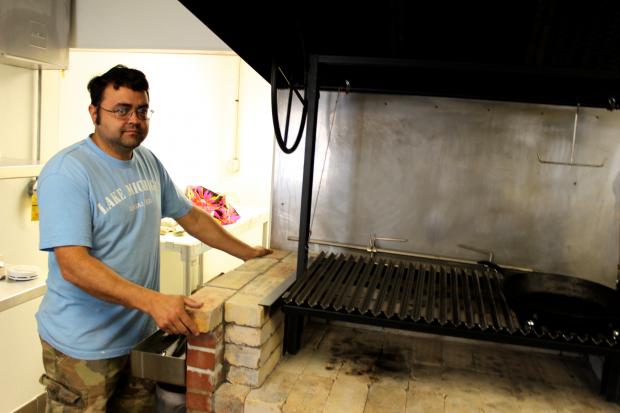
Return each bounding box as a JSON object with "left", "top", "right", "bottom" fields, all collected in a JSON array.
[{"left": 186, "top": 249, "right": 295, "bottom": 413}]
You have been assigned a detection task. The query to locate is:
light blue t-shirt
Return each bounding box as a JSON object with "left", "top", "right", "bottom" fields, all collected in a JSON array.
[{"left": 36, "top": 137, "right": 192, "bottom": 360}]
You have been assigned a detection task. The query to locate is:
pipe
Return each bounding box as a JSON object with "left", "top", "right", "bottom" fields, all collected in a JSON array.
[{"left": 287, "top": 236, "right": 533, "bottom": 272}]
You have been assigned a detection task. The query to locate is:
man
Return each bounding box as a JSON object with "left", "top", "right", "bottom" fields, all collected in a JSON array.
[{"left": 36, "top": 65, "right": 271, "bottom": 412}]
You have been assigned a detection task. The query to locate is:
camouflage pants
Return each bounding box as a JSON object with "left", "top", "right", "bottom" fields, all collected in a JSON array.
[{"left": 40, "top": 339, "right": 155, "bottom": 413}]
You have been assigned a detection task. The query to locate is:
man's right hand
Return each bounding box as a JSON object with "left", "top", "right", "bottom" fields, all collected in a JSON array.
[{"left": 148, "top": 294, "right": 203, "bottom": 335}]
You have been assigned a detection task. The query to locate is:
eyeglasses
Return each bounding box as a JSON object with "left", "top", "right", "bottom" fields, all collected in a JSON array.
[{"left": 99, "top": 106, "right": 154, "bottom": 121}]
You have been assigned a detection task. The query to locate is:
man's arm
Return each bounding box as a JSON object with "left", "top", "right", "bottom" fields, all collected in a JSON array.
[
  {"left": 55, "top": 245, "right": 203, "bottom": 335},
  {"left": 176, "top": 206, "right": 271, "bottom": 260}
]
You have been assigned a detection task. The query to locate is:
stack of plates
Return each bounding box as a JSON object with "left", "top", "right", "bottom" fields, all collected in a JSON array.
[{"left": 8, "top": 265, "right": 40, "bottom": 281}]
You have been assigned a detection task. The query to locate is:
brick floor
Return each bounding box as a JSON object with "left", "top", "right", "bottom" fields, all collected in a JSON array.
[{"left": 222, "top": 320, "right": 620, "bottom": 412}]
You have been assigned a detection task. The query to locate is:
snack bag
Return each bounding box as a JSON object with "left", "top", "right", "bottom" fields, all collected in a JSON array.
[{"left": 185, "top": 186, "right": 241, "bottom": 225}]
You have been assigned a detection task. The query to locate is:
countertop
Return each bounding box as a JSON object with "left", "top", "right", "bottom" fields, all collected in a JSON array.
[
  {"left": 160, "top": 206, "right": 269, "bottom": 253},
  {"left": 0, "top": 276, "right": 46, "bottom": 312}
]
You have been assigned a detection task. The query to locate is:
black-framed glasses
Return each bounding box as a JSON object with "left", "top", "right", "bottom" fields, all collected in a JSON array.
[{"left": 99, "top": 106, "right": 154, "bottom": 121}]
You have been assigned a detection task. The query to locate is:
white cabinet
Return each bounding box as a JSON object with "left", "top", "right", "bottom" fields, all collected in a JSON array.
[
  {"left": 0, "top": 160, "right": 41, "bottom": 179},
  {"left": 159, "top": 208, "right": 269, "bottom": 295},
  {"left": 0, "top": 296, "right": 45, "bottom": 413}
]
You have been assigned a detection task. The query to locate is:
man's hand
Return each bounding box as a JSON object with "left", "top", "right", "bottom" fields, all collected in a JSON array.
[
  {"left": 177, "top": 207, "right": 274, "bottom": 262},
  {"left": 245, "top": 246, "right": 273, "bottom": 260},
  {"left": 148, "top": 294, "right": 203, "bottom": 335}
]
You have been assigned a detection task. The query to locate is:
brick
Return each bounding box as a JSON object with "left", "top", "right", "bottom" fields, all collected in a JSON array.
[
  {"left": 214, "top": 383, "right": 251, "bottom": 413},
  {"left": 244, "top": 370, "right": 298, "bottom": 413},
  {"left": 188, "top": 286, "right": 236, "bottom": 332},
  {"left": 227, "top": 344, "right": 282, "bottom": 387},
  {"left": 236, "top": 257, "right": 279, "bottom": 273},
  {"left": 189, "top": 324, "right": 224, "bottom": 348},
  {"left": 225, "top": 310, "right": 284, "bottom": 346},
  {"left": 239, "top": 273, "right": 292, "bottom": 298},
  {"left": 281, "top": 251, "right": 315, "bottom": 264},
  {"left": 324, "top": 374, "right": 369, "bottom": 413},
  {"left": 225, "top": 324, "right": 284, "bottom": 369},
  {"left": 365, "top": 382, "right": 407, "bottom": 413},
  {"left": 225, "top": 273, "right": 291, "bottom": 327},
  {"left": 224, "top": 293, "right": 266, "bottom": 327},
  {"left": 267, "top": 249, "right": 293, "bottom": 260},
  {"left": 187, "top": 391, "right": 213, "bottom": 412},
  {"left": 207, "top": 269, "right": 260, "bottom": 290},
  {"left": 187, "top": 343, "right": 223, "bottom": 370},
  {"left": 187, "top": 364, "right": 224, "bottom": 393},
  {"left": 262, "top": 261, "right": 296, "bottom": 279},
  {"left": 282, "top": 374, "right": 333, "bottom": 413}
]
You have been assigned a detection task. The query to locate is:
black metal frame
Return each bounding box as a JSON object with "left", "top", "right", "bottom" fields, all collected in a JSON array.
[{"left": 287, "top": 54, "right": 620, "bottom": 403}]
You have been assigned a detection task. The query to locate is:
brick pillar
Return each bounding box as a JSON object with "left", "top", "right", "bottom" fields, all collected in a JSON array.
[{"left": 186, "top": 324, "right": 224, "bottom": 413}]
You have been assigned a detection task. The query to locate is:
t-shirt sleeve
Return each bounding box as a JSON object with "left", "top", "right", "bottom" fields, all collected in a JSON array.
[
  {"left": 158, "top": 165, "right": 192, "bottom": 219},
  {"left": 38, "top": 172, "right": 93, "bottom": 251}
]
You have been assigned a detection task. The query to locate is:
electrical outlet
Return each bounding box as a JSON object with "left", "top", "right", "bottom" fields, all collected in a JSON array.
[{"left": 226, "top": 159, "right": 240, "bottom": 173}]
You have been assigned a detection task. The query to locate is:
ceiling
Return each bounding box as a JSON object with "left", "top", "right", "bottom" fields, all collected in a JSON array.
[{"left": 179, "top": 1, "right": 620, "bottom": 108}]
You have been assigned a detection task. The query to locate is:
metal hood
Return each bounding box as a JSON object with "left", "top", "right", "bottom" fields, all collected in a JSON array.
[
  {"left": 0, "top": 0, "right": 71, "bottom": 70},
  {"left": 178, "top": 1, "right": 620, "bottom": 109}
]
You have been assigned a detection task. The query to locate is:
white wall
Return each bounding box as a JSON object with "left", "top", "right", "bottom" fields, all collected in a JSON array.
[
  {"left": 58, "top": 49, "right": 273, "bottom": 209},
  {"left": 71, "top": 0, "right": 230, "bottom": 51}
]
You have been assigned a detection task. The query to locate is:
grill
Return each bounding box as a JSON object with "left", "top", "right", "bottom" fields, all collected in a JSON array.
[{"left": 281, "top": 251, "right": 620, "bottom": 400}]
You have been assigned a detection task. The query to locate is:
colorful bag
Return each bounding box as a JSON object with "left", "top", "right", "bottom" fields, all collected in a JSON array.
[{"left": 185, "top": 186, "right": 241, "bottom": 225}]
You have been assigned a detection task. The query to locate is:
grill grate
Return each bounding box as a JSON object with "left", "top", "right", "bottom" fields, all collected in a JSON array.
[{"left": 282, "top": 252, "right": 620, "bottom": 348}]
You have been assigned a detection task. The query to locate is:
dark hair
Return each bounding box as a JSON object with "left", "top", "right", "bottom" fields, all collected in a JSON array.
[{"left": 87, "top": 64, "right": 149, "bottom": 107}]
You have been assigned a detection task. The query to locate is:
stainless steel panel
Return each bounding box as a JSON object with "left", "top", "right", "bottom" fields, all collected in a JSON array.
[
  {"left": 0, "top": 0, "right": 71, "bottom": 69},
  {"left": 131, "top": 330, "right": 186, "bottom": 386},
  {"left": 271, "top": 93, "right": 620, "bottom": 287}
]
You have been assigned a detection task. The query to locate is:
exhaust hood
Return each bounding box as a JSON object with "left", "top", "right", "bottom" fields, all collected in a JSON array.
[
  {"left": 178, "top": 1, "right": 620, "bottom": 109},
  {"left": 0, "top": 0, "right": 71, "bottom": 70}
]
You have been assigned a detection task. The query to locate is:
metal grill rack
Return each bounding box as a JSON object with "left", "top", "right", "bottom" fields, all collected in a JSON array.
[{"left": 281, "top": 251, "right": 620, "bottom": 400}]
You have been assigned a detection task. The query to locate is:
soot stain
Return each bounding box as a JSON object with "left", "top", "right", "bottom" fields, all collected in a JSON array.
[{"left": 329, "top": 342, "right": 409, "bottom": 376}]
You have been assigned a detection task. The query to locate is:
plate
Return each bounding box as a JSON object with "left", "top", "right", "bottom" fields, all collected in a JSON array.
[{"left": 8, "top": 265, "right": 40, "bottom": 281}]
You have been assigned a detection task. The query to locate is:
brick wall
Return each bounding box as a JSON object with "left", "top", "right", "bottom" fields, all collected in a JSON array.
[{"left": 186, "top": 249, "right": 295, "bottom": 413}]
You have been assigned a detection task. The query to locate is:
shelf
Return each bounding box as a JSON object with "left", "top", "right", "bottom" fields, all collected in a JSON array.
[{"left": 0, "top": 159, "right": 42, "bottom": 180}]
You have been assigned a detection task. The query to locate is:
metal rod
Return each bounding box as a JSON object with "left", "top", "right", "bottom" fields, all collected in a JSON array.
[
  {"left": 373, "top": 263, "right": 395, "bottom": 316},
  {"left": 399, "top": 263, "right": 415, "bottom": 320},
  {"left": 333, "top": 257, "right": 364, "bottom": 311},
  {"left": 321, "top": 255, "right": 356, "bottom": 309},
  {"left": 451, "top": 268, "right": 460, "bottom": 326},
  {"left": 346, "top": 259, "right": 375, "bottom": 313},
  {"left": 412, "top": 266, "right": 425, "bottom": 321},
  {"left": 439, "top": 266, "right": 448, "bottom": 325},
  {"left": 536, "top": 104, "right": 605, "bottom": 168},
  {"left": 360, "top": 259, "right": 384, "bottom": 314},
  {"left": 295, "top": 54, "right": 320, "bottom": 281},
  {"left": 426, "top": 265, "right": 436, "bottom": 322},
  {"left": 386, "top": 265, "right": 405, "bottom": 318},
  {"left": 287, "top": 236, "right": 533, "bottom": 272},
  {"left": 308, "top": 254, "right": 344, "bottom": 306},
  {"left": 570, "top": 104, "right": 579, "bottom": 163},
  {"left": 296, "top": 253, "right": 336, "bottom": 305},
  {"left": 283, "top": 251, "right": 326, "bottom": 302},
  {"left": 36, "top": 68, "right": 42, "bottom": 163}
]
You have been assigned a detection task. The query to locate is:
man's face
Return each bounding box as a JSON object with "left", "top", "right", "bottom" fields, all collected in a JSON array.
[{"left": 88, "top": 85, "right": 150, "bottom": 160}]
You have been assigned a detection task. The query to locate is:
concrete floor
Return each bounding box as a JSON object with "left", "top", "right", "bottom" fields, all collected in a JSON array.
[{"left": 246, "top": 321, "right": 620, "bottom": 413}]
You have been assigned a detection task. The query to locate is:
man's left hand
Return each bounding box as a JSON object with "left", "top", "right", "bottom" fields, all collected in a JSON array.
[{"left": 247, "top": 246, "right": 272, "bottom": 260}]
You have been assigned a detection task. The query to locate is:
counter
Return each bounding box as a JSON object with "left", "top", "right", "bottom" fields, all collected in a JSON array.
[
  {"left": 0, "top": 276, "right": 46, "bottom": 312},
  {"left": 160, "top": 207, "right": 269, "bottom": 295}
]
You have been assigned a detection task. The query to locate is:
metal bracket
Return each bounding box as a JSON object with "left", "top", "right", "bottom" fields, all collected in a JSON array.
[
  {"left": 27, "top": 177, "right": 37, "bottom": 197},
  {"left": 458, "top": 244, "right": 494, "bottom": 262},
  {"left": 367, "top": 233, "right": 408, "bottom": 259},
  {"left": 537, "top": 104, "right": 605, "bottom": 168}
]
